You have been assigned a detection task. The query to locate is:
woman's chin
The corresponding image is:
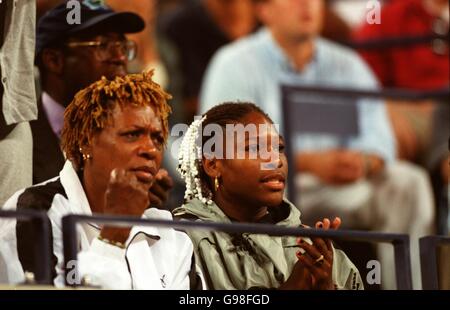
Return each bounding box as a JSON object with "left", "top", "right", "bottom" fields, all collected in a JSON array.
[{"left": 263, "top": 194, "right": 284, "bottom": 208}]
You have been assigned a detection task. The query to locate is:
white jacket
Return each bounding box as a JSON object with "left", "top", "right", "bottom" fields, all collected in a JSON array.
[{"left": 0, "top": 161, "right": 202, "bottom": 289}]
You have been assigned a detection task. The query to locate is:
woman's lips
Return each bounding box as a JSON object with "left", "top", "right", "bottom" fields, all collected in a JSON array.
[
  {"left": 260, "top": 172, "right": 286, "bottom": 191},
  {"left": 133, "top": 170, "right": 154, "bottom": 184},
  {"left": 261, "top": 179, "right": 285, "bottom": 191},
  {"left": 131, "top": 166, "right": 156, "bottom": 184}
]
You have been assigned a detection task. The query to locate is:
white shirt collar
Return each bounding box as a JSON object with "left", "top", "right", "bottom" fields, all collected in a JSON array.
[
  {"left": 59, "top": 161, "right": 92, "bottom": 216},
  {"left": 58, "top": 161, "right": 166, "bottom": 239}
]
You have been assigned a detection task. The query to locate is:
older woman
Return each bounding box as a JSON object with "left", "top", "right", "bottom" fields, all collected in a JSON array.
[
  {"left": 0, "top": 71, "right": 202, "bottom": 289},
  {"left": 173, "top": 102, "right": 363, "bottom": 290}
]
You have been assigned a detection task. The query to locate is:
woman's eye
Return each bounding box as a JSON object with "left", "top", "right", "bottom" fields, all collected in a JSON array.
[
  {"left": 123, "top": 131, "right": 141, "bottom": 139},
  {"left": 154, "top": 136, "right": 165, "bottom": 146}
]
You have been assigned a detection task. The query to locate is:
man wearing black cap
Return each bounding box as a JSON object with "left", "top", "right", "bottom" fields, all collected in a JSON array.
[{"left": 32, "top": 0, "right": 173, "bottom": 208}]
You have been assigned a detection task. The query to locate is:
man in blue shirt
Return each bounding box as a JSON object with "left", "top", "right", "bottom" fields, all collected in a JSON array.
[{"left": 200, "top": 0, "right": 434, "bottom": 289}]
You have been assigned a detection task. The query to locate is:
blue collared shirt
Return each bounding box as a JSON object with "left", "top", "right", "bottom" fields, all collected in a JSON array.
[{"left": 200, "top": 28, "right": 396, "bottom": 162}]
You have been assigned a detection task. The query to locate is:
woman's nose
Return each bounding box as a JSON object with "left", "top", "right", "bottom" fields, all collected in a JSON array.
[
  {"left": 137, "top": 138, "right": 158, "bottom": 160},
  {"left": 272, "top": 152, "right": 283, "bottom": 168},
  {"left": 260, "top": 149, "right": 283, "bottom": 170}
]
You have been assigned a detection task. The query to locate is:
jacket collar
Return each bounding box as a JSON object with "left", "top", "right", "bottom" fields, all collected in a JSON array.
[{"left": 174, "top": 197, "right": 302, "bottom": 227}]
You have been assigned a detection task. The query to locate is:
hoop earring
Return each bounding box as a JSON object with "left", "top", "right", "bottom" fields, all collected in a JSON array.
[
  {"left": 80, "top": 148, "right": 91, "bottom": 161},
  {"left": 214, "top": 177, "right": 220, "bottom": 192}
]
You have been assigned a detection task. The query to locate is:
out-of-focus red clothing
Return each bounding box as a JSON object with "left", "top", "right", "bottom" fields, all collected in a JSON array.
[{"left": 353, "top": 0, "right": 449, "bottom": 90}]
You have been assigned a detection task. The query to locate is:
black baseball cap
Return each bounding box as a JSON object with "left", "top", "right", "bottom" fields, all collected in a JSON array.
[{"left": 36, "top": 0, "right": 145, "bottom": 60}]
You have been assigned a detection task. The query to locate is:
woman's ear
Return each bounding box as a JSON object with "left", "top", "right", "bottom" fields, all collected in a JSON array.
[
  {"left": 79, "top": 140, "right": 93, "bottom": 159},
  {"left": 202, "top": 157, "right": 221, "bottom": 179}
]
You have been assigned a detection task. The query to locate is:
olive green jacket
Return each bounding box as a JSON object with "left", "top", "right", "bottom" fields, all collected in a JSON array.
[{"left": 173, "top": 198, "right": 363, "bottom": 290}]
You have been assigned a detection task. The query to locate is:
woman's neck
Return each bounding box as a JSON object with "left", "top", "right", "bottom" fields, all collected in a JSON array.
[{"left": 213, "top": 191, "right": 268, "bottom": 223}]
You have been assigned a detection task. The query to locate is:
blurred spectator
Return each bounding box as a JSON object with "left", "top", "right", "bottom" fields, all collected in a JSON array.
[
  {"left": 160, "top": 0, "right": 259, "bottom": 125},
  {"left": 354, "top": 0, "right": 449, "bottom": 287},
  {"left": 384, "top": 99, "right": 435, "bottom": 162},
  {"left": 354, "top": 0, "right": 449, "bottom": 213},
  {"left": 200, "top": 0, "right": 435, "bottom": 289},
  {"left": 354, "top": 0, "right": 449, "bottom": 90},
  {"left": 159, "top": 0, "right": 353, "bottom": 125},
  {"left": 106, "top": 0, "right": 168, "bottom": 88},
  {"left": 0, "top": 0, "right": 37, "bottom": 206}
]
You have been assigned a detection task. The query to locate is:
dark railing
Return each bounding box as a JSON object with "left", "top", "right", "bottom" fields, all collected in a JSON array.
[
  {"left": 420, "top": 236, "right": 450, "bottom": 290},
  {"left": 281, "top": 85, "right": 450, "bottom": 204},
  {"left": 0, "top": 209, "right": 53, "bottom": 284},
  {"left": 345, "top": 34, "right": 449, "bottom": 50},
  {"left": 281, "top": 85, "right": 450, "bottom": 102},
  {"left": 62, "top": 214, "right": 413, "bottom": 289}
]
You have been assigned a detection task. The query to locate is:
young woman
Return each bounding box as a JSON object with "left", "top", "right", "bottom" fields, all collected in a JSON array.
[{"left": 173, "top": 102, "right": 363, "bottom": 290}]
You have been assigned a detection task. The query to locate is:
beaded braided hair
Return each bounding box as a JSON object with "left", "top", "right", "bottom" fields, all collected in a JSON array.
[
  {"left": 61, "top": 70, "right": 172, "bottom": 170},
  {"left": 177, "top": 102, "right": 273, "bottom": 205}
]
